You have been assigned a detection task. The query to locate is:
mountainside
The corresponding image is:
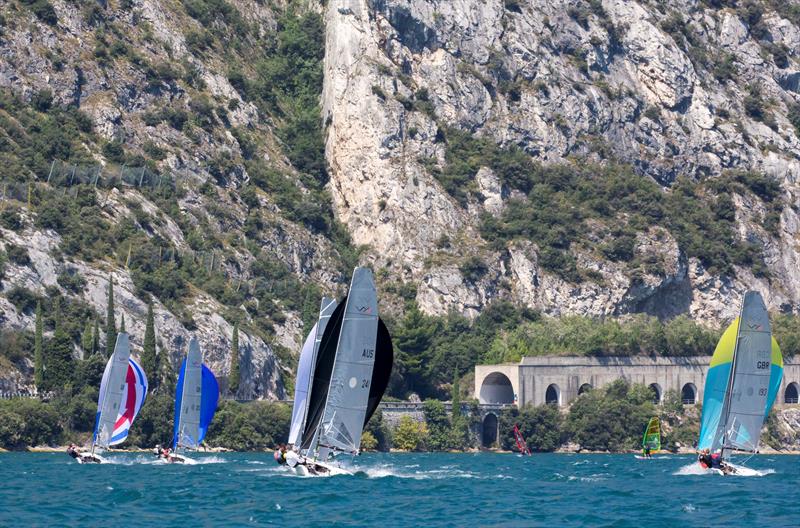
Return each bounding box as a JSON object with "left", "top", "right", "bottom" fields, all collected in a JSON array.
[{"left": 1, "top": 0, "right": 800, "bottom": 397}]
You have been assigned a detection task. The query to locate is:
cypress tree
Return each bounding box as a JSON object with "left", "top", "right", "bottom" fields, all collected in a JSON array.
[
  {"left": 119, "top": 313, "right": 126, "bottom": 333},
  {"left": 449, "top": 369, "right": 471, "bottom": 449},
  {"left": 47, "top": 298, "right": 75, "bottom": 391},
  {"left": 91, "top": 318, "right": 100, "bottom": 356},
  {"left": 105, "top": 276, "right": 116, "bottom": 357},
  {"left": 229, "top": 322, "right": 240, "bottom": 397},
  {"left": 81, "top": 319, "right": 94, "bottom": 358},
  {"left": 141, "top": 300, "right": 158, "bottom": 391},
  {"left": 34, "top": 302, "right": 44, "bottom": 390}
]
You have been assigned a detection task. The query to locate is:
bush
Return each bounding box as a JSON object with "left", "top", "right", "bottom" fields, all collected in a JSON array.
[
  {"left": 6, "top": 244, "right": 30, "bottom": 266},
  {"left": 205, "top": 400, "right": 291, "bottom": 450},
  {"left": 499, "top": 404, "right": 562, "bottom": 451},
  {"left": 392, "top": 415, "right": 428, "bottom": 451},
  {"left": 564, "top": 380, "right": 656, "bottom": 451},
  {"left": 0, "top": 208, "right": 23, "bottom": 230}
]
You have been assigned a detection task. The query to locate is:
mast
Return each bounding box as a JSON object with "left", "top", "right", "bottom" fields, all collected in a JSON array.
[{"left": 718, "top": 296, "right": 746, "bottom": 459}]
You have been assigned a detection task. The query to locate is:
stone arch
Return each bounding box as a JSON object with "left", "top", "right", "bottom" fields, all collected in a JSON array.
[
  {"left": 649, "top": 383, "right": 662, "bottom": 404},
  {"left": 479, "top": 372, "right": 515, "bottom": 404},
  {"left": 578, "top": 383, "right": 593, "bottom": 395},
  {"left": 482, "top": 413, "right": 498, "bottom": 447},
  {"left": 545, "top": 384, "right": 560, "bottom": 405},
  {"left": 785, "top": 382, "right": 799, "bottom": 404},
  {"left": 681, "top": 383, "right": 697, "bottom": 405}
]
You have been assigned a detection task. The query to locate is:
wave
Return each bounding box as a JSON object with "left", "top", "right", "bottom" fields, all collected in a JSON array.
[{"left": 673, "top": 463, "right": 775, "bottom": 477}]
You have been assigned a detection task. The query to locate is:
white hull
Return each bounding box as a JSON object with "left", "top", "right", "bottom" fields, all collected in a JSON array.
[
  {"left": 288, "top": 458, "right": 352, "bottom": 477},
  {"left": 75, "top": 452, "right": 106, "bottom": 464},
  {"left": 159, "top": 453, "right": 195, "bottom": 464}
]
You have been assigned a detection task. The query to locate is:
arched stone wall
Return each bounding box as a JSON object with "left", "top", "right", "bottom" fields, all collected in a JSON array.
[
  {"left": 578, "top": 383, "right": 593, "bottom": 395},
  {"left": 478, "top": 372, "right": 515, "bottom": 404},
  {"left": 649, "top": 383, "right": 662, "bottom": 404}
]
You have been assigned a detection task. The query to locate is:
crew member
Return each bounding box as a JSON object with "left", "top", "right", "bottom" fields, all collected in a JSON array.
[
  {"left": 66, "top": 443, "right": 79, "bottom": 460},
  {"left": 274, "top": 444, "right": 287, "bottom": 465}
]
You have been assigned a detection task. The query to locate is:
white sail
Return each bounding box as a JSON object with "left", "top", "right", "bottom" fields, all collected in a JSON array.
[
  {"left": 94, "top": 333, "right": 132, "bottom": 449},
  {"left": 175, "top": 338, "right": 203, "bottom": 449},
  {"left": 720, "top": 291, "right": 772, "bottom": 453},
  {"left": 289, "top": 297, "right": 338, "bottom": 448},
  {"left": 315, "top": 268, "right": 379, "bottom": 455}
]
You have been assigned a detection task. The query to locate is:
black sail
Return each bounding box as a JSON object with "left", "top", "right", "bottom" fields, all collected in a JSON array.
[
  {"left": 364, "top": 318, "right": 393, "bottom": 426},
  {"left": 300, "top": 297, "right": 346, "bottom": 451}
]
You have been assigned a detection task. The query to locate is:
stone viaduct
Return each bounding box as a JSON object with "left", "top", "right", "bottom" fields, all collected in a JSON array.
[{"left": 474, "top": 356, "right": 800, "bottom": 408}]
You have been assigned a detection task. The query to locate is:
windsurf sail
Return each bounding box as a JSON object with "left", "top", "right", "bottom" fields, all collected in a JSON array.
[
  {"left": 301, "top": 267, "right": 393, "bottom": 459},
  {"left": 513, "top": 424, "right": 531, "bottom": 455},
  {"left": 289, "top": 297, "right": 338, "bottom": 448},
  {"left": 93, "top": 333, "right": 148, "bottom": 449},
  {"left": 698, "top": 291, "right": 782, "bottom": 456},
  {"left": 641, "top": 417, "right": 660, "bottom": 452},
  {"left": 173, "top": 338, "right": 220, "bottom": 450}
]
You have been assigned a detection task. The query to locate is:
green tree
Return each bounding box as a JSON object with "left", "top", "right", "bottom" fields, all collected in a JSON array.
[
  {"left": 360, "top": 431, "right": 378, "bottom": 451},
  {"left": 105, "top": 276, "right": 116, "bottom": 357},
  {"left": 229, "top": 322, "right": 240, "bottom": 397},
  {"left": 141, "top": 300, "right": 159, "bottom": 391},
  {"left": 499, "top": 404, "right": 563, "bottom": 452},
  {"left": 119, "top": 313, "right": 126, "bottom": 333},
  {"left": 91, "top": 318, "right": 100, "bottom": 356},
  {"left": 423, "top": 399, "right": 451, "bottom": 451},
  {"left": 44, "top": 299, "right": 74, "bottom": 391},
  {"left": 81, "top": 319, "right": 94, "bottom": 357},
  {"left": 34, "top": 302, "right": 44, "bottom": 390},
  {"left": 392, "top": 415, "right": 427, "bottom": 451},
  {"left": 449, "top": 371, "right": 472, "bottom": 449},
  {"left": 364, "top": 410, "right": 391, "bottom": 451}
]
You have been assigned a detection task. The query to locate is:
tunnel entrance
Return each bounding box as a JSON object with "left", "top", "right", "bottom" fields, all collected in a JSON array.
[
  {"left": 479, "top": 372, "right": 514, "bottom": 404},
  {"left": 578, "top": 383, "right": 593, "bottom": 396},
  {"left": 482, "top": 413, "right": 498, "bottom": 448},
  {"left": 545, "top": 384, "right": 560, "bottom": 406},
  {"left": 649, "top": 383, "right": 662, "bottom": 404},
  {"left": 681, "top": 383, "right": 697, "bottom": 405},
  {"left": 785, "top": 382, "right": 799, "bottom": 404}
]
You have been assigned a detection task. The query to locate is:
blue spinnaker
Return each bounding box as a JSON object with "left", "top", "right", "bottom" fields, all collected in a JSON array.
[{"left": 198, "top": 364, "right": 219, "bottom": 444}]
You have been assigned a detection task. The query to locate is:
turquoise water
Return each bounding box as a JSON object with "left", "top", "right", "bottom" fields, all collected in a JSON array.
[{"left": 1, "top": 452, "right": 798, "bottom": 527}]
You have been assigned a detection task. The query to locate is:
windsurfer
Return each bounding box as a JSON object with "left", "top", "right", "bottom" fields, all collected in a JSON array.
[{"left": 642, "top": 447, "right": 652, "bottom": 459}]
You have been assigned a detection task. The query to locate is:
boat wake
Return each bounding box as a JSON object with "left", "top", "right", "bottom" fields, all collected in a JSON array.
[
  {"left": 673, "top": 463, "right": 774, "bottom": 477},
  {"left": 358, "top": 464, "right": 481, "bottom": 480}
]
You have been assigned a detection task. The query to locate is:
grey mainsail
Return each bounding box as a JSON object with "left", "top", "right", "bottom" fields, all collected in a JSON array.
[
  {"left": 176, "top": 338, "right": 203, "bottom": 449},
  {"left": 289, "top": 297, "right": 338, "bottom": 448},
  {"left": 94, "top": 333, "right": 132, "bottom": 449},
  {"left": 314, "top": 268, "right": 379, "bottom": 455},
  {"left": 719, "top": 291, "right": 773, "bottom": 454}
]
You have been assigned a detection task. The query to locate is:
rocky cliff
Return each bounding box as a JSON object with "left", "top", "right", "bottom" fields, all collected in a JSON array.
[
  {"left": 324, "top": 0, "right": 800, "bottom": 323},
  {"left": 2, "top": 0, "right": 800, "bottom": 396}
]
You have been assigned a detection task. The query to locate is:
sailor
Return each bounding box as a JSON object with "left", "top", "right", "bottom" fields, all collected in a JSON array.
[
  {"left": 153, "top": 444, "right": 162, "bottom": 457},
  {"left": 274, "top": 444, "right": 287, "bottom": 465},
  {"left": 66, "top": 443, "right": 79, "bottom": 460},
  {"left": 643, "top": 446, "right": 651, "bottom": 459},
  {"left": 709, "top": 451, "right": 723, "bottom": 470},
  {"left": 697, "top": 448, "right": 712, "bottom": 468}
]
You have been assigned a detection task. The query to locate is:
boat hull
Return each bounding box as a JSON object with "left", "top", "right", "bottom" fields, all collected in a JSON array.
[{"left": 75, "top": 452, "right": 105, "bottom": 464}]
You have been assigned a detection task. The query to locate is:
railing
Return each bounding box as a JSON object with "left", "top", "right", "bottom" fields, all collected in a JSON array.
[
  {"left": 785, "top": 397, "right": 799, "bottom": 404},
  {"left": 0, "top": 391, "right": 54, "bottom": 400},
  {"left": 682, "top": 399, "right": 696, "bottom": 405}
]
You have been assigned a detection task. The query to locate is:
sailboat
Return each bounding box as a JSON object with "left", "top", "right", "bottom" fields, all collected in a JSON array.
[
  {"left": 634, "top": 417, "right": 660, "bottom": 459},
  {"left": 288, "top": 297, "right": 338, "bottom": 450},
  {"left": 73, "top": 333, "right": 148, "bottom": 463},
  {"left": 513, "top": 424, "right": 531, "bottom": 456},
  {"left": 163, "top": 338, "right": 220, "bottom": 464},
  {"left": 286, "top": 267, "right": 393, "bottom": 476},
  {"left": 697, "top": 291, "right": 784, "bottom": 475}
]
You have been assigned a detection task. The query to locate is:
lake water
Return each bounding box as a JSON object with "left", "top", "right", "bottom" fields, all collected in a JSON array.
[{"left": 1, "top": 452, "right": 798, "bottom": 526}]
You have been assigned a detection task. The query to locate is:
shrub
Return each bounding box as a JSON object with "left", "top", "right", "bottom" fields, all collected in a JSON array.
[
  {"left": 393, "top": 415, "right": 428, "bottom": 451},
  {"left": 6, "top": 244, "right": 31, "bottom": 266}
]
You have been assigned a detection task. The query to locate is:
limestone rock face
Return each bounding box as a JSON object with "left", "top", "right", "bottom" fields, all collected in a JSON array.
[{"left": 323, "top": 0, "right": 800, "bottom": 323}]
